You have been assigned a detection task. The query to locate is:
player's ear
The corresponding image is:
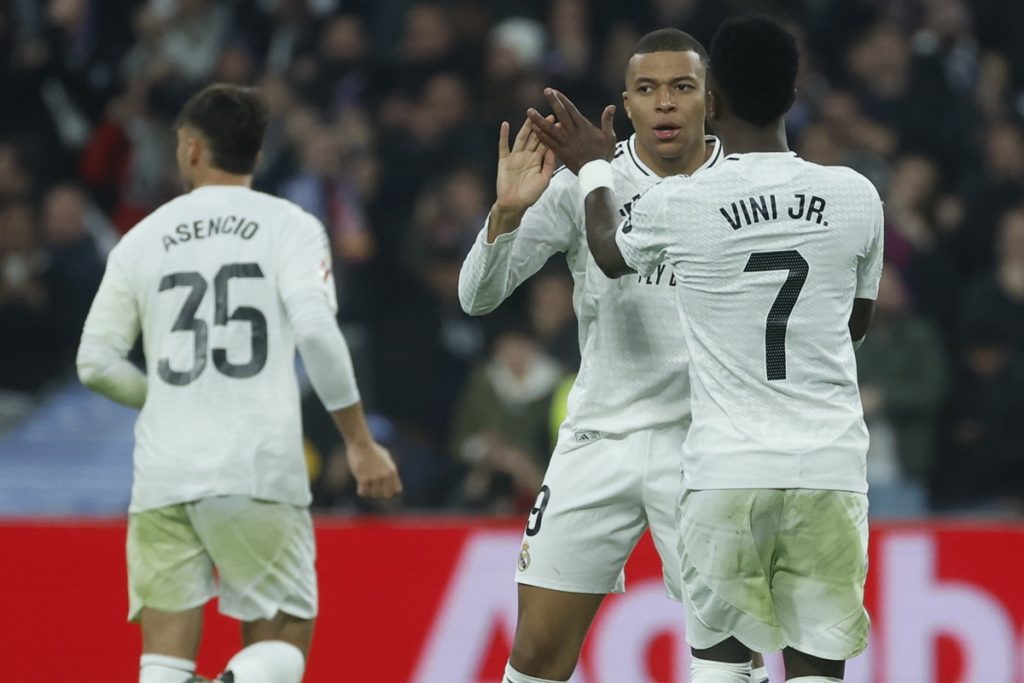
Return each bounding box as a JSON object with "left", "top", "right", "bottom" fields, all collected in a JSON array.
[
  {"left": 188, "top": 136, "right": 202, "bottom": 167},
  {"left": 622, "top": 92, "right": 632, "bottom": 120}
]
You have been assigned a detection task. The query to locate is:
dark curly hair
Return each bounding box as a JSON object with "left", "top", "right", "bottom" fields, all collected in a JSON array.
[
  {"left": 709, "top": 16, "right": 799, "bottom": 126},
  {"left": 175, "top": 84, "right": 269, "bottom": 174}
]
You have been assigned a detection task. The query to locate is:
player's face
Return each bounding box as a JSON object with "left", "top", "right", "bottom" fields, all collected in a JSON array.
[{"left": 623, "top": 51, "right": 706, "bottom": 163}]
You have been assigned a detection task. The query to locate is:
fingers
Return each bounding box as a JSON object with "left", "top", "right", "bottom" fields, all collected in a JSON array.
[
  {"left": 511, "top": 117, "right": 532, "bottom": 153},
  {"left": 601, "top": 104, "right": 616, "bottom": 139},
  {"left": 498, "top": 121, "right": 510, "bottom": 160},
  {"left": 357, "top": 469, "right": 403, "bottom": 499},
  {"left": 553, "top": 89, "right": 586, "bottom": 123},
  {"left": 526, "top": 108, "right": 561, "bottom": 150},
  {"left": 540, "top": 147, "right": 556, "bottom": 179},
  {"left": 543, "top": 88, "right": 574, "bottom": 130}
]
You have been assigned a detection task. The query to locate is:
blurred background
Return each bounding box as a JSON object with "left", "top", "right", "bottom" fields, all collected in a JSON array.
[
  {"left": 1, "top": 0, "right": 1023, "bottom": 681},
  {"left": 3, "top": 0, "right": 1024, "bottom": 519}
]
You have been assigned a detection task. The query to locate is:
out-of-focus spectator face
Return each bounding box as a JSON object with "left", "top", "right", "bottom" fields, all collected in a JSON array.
[
  {"left": 486, "top": 18, "right": 546, "bottom": 81},
  {"left": 47, "top": 0, "right": 86, "bottom": 30},
  {"left": 888, "top": 155, "right": 940, "bottom": 209},
  {"left": 215, "top": 44, "right": 257, "bottom": 85},
  {"left": 302, "top": 128, "right": 343, "bottom": 177},
  {"left": 924, "top": 0, "right": 973, "bottom": 42},
  {"left": 847, "top": 23, "right": 910, "bottom": 96},
  {"left": 320, "top": 15, "right": 366, "bottom": 63},
  {"left": 875, "top": 268, "right": 910, "bottom": 317},
  {"left": 423, "top": 73, "right": 470, "bottom": 129},
  {"left": 0, "top": 204, "right": 37, "bottom": 254},
  {"left": 550, "top": 0, "right": 588, "bottom": 38},
  {"left": 996, "top": 207, "right": 1024, "bottom": 265},
  {"left": 493, "top": 331, "right": 541, "bottom": 379},
  {"left": 442, "top": 169, "right": 486, "bottom": 225},
  {"left": 966, "top": 335, "right": 1009, "bottom": 377},
  {"left": 529, "top": 272, "right": 574, "bottom": 339},
  {"left": 985, "top": 122, "right": 1024, "bottom": 180},
  {"left": 0, "top": 145, "right": 30, "bottom": 198},
  {"left": 798, "top": 123, "right": 843, "bottom": 166},
  {"left": 402, "top": 4, "right": 455, "bottom": 63},
  {"left": 42, "top": 185, "right": 88, "bottom": 246},
  {"left": 622, "top": 50, "right": 706, "bottom": 165}
]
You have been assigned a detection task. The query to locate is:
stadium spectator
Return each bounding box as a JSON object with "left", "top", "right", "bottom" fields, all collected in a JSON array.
[
  {"left": 1, "top": 0, "right": 1024, "bottom": 515},
  {"left": 450, "top": 322, "right": 562, "bottom": 513},
  {"left": 857, "top": 268, "right": 948, "bottom": 486}
]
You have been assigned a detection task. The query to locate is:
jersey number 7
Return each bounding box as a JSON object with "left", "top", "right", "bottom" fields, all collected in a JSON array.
[
  {"left": 157, "top": 263, "right": 268, "bottom": 386},
  {"left": 743, "top": 250, "right": 808, "bottom": 381}
]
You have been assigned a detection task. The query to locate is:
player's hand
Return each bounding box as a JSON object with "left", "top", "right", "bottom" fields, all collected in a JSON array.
[
  {"left": 346, "top": 439, "right": 403, "bottom": 499},
  {"left": 495, "top": 118, "right": 557, "bottom": 214},
  {"left": 527, "top": 88, "right": 616, "bottom": 175}
]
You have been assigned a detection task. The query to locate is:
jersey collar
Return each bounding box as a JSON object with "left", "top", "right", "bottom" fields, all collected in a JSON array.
[{"left": 626, "top": 134, "right": 725, "bottom": 177}]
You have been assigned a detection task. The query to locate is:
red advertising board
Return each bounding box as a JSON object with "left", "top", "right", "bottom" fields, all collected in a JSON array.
[{"left": 2, "top": 518, "right": 1023, "bottom": 682}]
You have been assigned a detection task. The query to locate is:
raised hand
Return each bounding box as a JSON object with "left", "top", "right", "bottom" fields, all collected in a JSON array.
[
  {"left": 495, "top": 118, "right": 557, "bottom": 214},
  {"left": 527, "top": 88, "right": 616, "bottom": 175}
]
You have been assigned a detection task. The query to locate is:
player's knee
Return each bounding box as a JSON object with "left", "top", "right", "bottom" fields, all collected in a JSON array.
[
  {"left": 508, "top": 631, "right": 578, "bottom": 681},
  {"left": 689, "top": 656, "right": 751, "bottom": 683}
]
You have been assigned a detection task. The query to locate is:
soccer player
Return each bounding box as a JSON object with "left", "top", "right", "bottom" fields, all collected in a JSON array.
[
  {"left": 460, "top": 29, "right": 767, "bottom": 683},
  {"left": 77, "top": 84, "right": 401, "bottom": 683},
  {"left": 528, "top": 15, "right": 882, "bottom": 683}
]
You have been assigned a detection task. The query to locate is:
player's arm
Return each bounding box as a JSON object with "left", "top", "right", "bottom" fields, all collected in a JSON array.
[
  {"left": 849, "top": 299, "right": 875, "bottom": 347},
  {"left": 280, "top": 219, "right": 401, "bottom": 499},
  {"left": 459, "top": 119, "right": 569, "bottom": 315},
  {"left": 526, "top": 88, "right": 632, "bottom": 278},
  {"left": 850, "top": 178, "right": 886, "bottom": 348},
  {"left": 77, "top": 245, "right": 147, "bottom": 409}
]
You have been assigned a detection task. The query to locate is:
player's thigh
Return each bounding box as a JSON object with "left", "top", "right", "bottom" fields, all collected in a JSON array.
[
  {"left": 641, "top": 425, "right": 687, "bottom": 600},
  {"left": 772, "top": 490, "right": 870, "bottom": 661},
  {"left": 189, "top": 496, "right": 318, "bottom": 623},
  {"left": 516, "top": 432, "right": 648, "bottom": 596},
  {"left": 677, "top": 489, "right": 786, "bottom": 653},
  {"left": 127, "top": 504, "right": 215, "bottom": 621}
]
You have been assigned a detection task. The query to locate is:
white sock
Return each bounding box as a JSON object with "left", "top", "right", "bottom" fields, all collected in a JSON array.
[
  {"left": 787, "top": 678, "right": 842, "bottom": 682},
  {"left": 690, "top": 656, "right": 751, "bottom": 683},
  {"left": 139, "top": 654, "right": 195, "bottom": 683},
  {"left": 503, "top": 662, "right": 567, "bottom": 683},
  {"left": 223, "top": 641, "right": 305, "bottom": 683},
  {"left": 751, "top": 665, "right": 770, "bottom": 682}
]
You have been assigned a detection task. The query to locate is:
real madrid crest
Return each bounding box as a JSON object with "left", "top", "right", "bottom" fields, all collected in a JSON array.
[{"left": 518, "top": 542, "right": 531, "bottom": 571}]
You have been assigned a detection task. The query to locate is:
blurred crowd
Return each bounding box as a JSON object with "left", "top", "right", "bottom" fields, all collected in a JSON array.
[{"left": 1, "top": 0, "right": 1023, "bottom": 515}]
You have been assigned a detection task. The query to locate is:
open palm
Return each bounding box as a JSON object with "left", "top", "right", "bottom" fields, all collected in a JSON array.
[{"left": 495, "top": 118, "right": 557, "bottom": 212}]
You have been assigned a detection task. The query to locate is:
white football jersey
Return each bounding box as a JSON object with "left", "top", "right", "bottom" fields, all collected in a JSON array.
[
  {"left": 83, "top": 185, "right": 335, "bottom": 512},
  {"left": 460, "top": 135, "right": 724, "bottom": 436},
  {"left": 617, "top": 152, "right": 884, "bottom": 493}
]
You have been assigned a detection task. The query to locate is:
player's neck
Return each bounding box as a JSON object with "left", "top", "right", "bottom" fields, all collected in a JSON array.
[
  {"left": 635, "top": 134, "right": 710, "bottom": 178},
  {"left": 717, "top": 118, "right": 790, "bottom": 156},
  {"left": 190, "top": 168, "right": 253, "bottom": 190}
]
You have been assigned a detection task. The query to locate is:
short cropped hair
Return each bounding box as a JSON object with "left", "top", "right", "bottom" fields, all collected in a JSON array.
[
  {"left": 176, "top": 84, "right": 270, "bottom": 174},
  {"left": 709, "top": 16, "right": 798, "bottom": 126},
  {"left": 634, "top": 28, "right": 708, "bottom": 65}
]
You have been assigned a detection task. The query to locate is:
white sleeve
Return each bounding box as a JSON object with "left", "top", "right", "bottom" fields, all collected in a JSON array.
[
  {"left": 458, "top": 175, "right": 578, "bottom": 315},
  {"left": 614, "top": 181, "right": 674, "bottom": 277},
  {"left": 855, "top": 179, "right": 885, "bottom": 300},
  {"left": 77, "top": 242, "right": 147, "bottom": 408},
  {"left": 278, "top": 214, "right": 360, "bottom": 411}
]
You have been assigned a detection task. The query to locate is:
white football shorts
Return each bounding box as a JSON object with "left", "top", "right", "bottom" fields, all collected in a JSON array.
[
  {"left": 514, "top": 424, "right": 686, "bottom": 599},
  {"left": 678, "top": 488, "right": 870, "bottom": 660},
  {"left": 126, "top": 495, "right": 318, "bottom": 622}
]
